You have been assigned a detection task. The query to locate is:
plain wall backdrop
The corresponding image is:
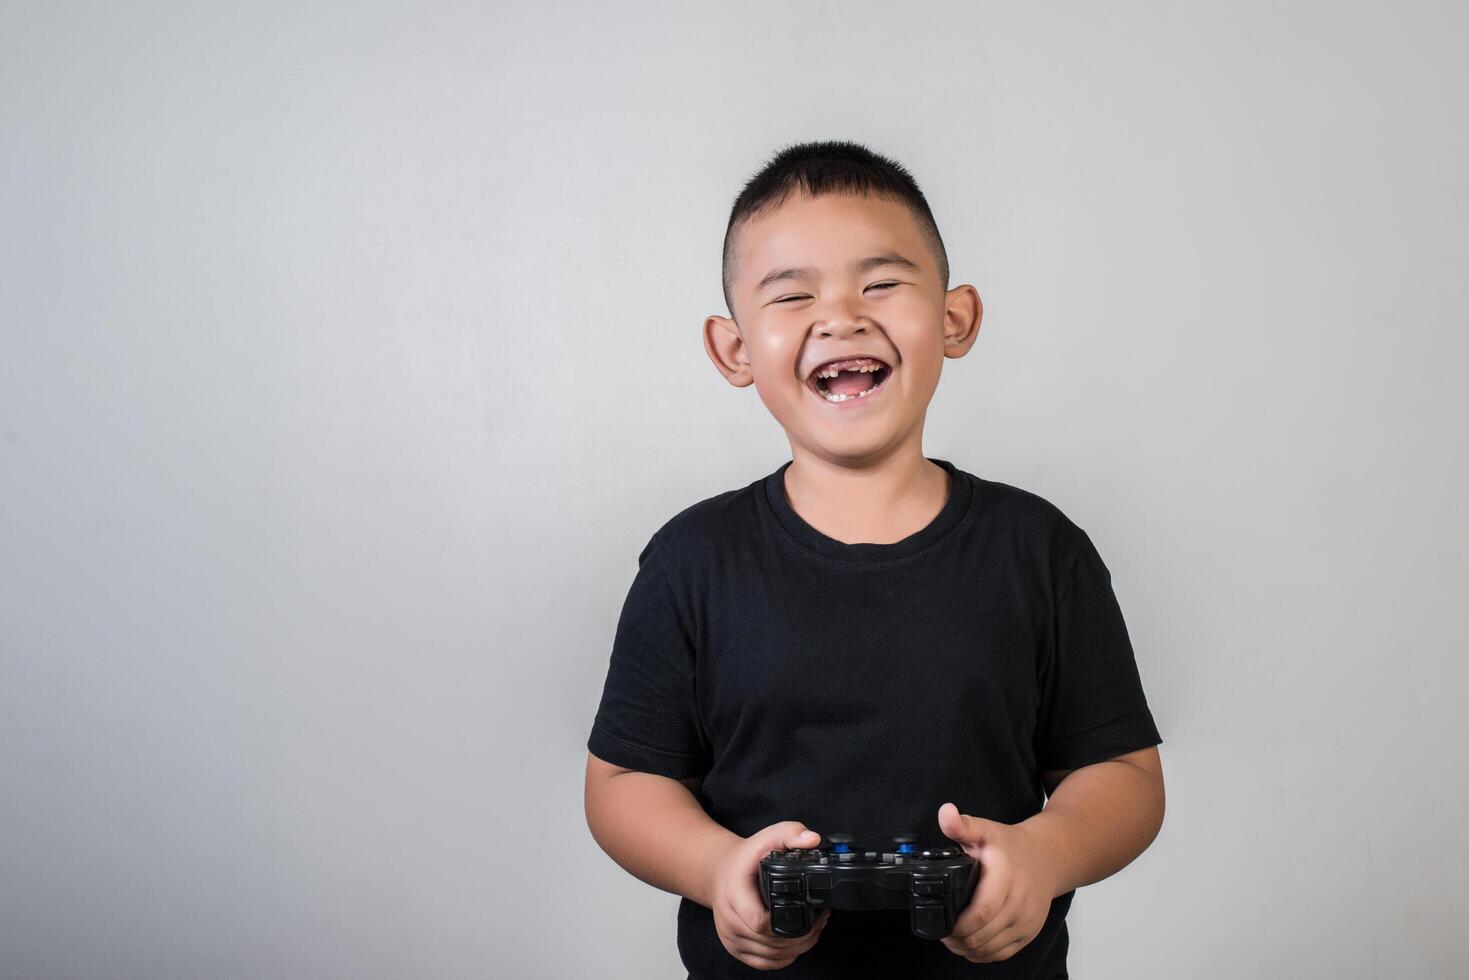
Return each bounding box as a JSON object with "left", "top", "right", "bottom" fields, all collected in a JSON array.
[{"left": 2, "top": 2, "right": 1466, "bottom": 977}]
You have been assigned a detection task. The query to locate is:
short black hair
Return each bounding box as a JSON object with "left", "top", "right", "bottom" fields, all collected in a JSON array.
[{"left": 721, "top": 139, "right": 949, "bottom": 319}]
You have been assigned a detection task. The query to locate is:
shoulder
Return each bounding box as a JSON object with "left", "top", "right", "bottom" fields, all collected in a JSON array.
[
  {"left": 963, "top": 472, "right": 1097, "bottom": 570},
  {"left": 969, "top": 473, "right": 1085, "bottom": 536},
  {"left": 637, "top": 472, "right": 766, "bottom": 569}
]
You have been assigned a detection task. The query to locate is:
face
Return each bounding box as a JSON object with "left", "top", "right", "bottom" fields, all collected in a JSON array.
[{"left": 704, "top": 191, "right": 981, "bottom": 467}]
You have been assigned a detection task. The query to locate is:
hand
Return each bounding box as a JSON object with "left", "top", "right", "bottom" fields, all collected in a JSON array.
[
  {"left": 936, "top": 802, "right": 1060, "bottom": 963},
  {"left": 708, "top": 821, "right": 831, "bottom": 971}
]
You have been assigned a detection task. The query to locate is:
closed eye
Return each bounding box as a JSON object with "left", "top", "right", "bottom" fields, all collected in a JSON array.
[{"left": 774, "top": 282, "right": 901, "bottom": 304}]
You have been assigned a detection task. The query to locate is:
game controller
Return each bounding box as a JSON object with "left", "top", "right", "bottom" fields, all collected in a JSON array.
[{"left": 758, "top": 833, "right": 980, "bottom": 940}]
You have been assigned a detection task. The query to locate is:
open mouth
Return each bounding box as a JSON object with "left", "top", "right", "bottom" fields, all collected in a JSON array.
[{"left": 805, "top": 357, "right": 893, "bottom": 404}]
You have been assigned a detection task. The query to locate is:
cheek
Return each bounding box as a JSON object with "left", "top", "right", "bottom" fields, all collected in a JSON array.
[
  {"left": 896, "top": 337, "right": 946, "bottom": 385},
  {"left": 748, "top": 367, "right": 800, "bottom": 417},
  {"left": 748, "top": 335, "right": 803, "bottom": 389}
]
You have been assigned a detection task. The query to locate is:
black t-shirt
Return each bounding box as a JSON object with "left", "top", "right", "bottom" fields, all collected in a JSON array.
[{"left": 587, "top": 457, "right": 1163, "bottom": 979}]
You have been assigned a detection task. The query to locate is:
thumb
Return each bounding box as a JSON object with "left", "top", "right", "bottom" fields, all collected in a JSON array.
[
  {"left": 938, "top": 802, "right": 992, "bottom": 849},
  {"left": 747, "top": 820, "right": 819, "bottom": 857},
  {"left": 731, "top": 821, "right": 818, "bottom": 936}
]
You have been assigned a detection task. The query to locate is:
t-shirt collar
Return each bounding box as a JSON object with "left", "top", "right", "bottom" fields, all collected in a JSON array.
[{"left": 761, "top": 456, "right": 974, "bottom": 563}]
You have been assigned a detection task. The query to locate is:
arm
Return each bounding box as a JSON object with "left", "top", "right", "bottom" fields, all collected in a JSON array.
[
  {"left": 583, "top": 751, "right": 734, "bottom": 907},
  {"left": 936, "top": 745, "right": 1165, "bottom": 963},
  {"left": 1026, "top": 745, "right": 1166, "bottom": 897},
  {"left": 586, "top": 751, "right": 833, "bottom": 970}
]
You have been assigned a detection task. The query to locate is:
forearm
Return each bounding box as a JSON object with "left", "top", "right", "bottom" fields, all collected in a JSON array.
[
  {"left": 1020, "top": 758, "right": 1165, "bottom": 898},
  {"left": 585, "top": 769, "right": 739, "bottom": 907}
]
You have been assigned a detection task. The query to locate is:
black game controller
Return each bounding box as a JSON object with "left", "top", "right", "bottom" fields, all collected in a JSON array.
[{"left": 758, "top": 834, "right": 980, "bottom": 940}]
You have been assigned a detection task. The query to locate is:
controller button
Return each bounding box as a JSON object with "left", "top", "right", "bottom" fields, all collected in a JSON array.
[
  {"left": 912, "top": 902, "right": 948, "bottom": 938},
  {"left": 771, "top": 902, "right": 808, "bottom": 937},
  {"left": 912, "top": 878, "right": 945, "bottom": 897},
  {"left": 771, "top": 878, "right": 801, "bottom": 896}
]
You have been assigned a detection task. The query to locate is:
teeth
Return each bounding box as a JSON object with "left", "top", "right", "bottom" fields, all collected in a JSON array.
[
  {"left": 814, "top": 361, "right": 886, "bottom": 379},
  {"left": 815, "top": 371, "right": 890, "bottom": 403}
]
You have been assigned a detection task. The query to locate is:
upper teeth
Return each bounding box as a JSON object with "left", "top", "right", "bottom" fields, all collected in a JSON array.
[{"left": 814, "top": 361, "right": 885, "bottom": 379}]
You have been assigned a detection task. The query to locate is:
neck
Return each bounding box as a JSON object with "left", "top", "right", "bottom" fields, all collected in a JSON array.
[{"left": 781, "top": 446, "right": 950, "bottom": 546}]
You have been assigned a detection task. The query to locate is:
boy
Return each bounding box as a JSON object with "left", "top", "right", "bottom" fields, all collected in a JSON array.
[{"left": 584, "top": 140, "right": 1165, "bottom": 979}]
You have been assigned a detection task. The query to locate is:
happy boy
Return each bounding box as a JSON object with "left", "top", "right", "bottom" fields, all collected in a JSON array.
[{"left": 585, "top": 139, "right": 1165, "bottom": 979}]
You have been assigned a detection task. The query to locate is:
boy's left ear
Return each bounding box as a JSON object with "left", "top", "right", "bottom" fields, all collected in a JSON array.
[
  {"left": 942, "top": 285, "right": 983, "bottom": 357},
  {"left": 703, "top": 313, "right": 753, "bottom": 387}
]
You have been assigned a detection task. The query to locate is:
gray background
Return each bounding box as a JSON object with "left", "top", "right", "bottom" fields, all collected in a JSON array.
[{"left": 2, "top": 2, "right": 1465, "bottom": 977}]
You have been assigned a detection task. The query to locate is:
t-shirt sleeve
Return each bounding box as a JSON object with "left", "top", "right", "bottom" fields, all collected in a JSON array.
[
  {"left": 1034, "top": 525, "right": 1163, "bottom": 772},
  {"left": 586, "top": 532, "right": 711, "bottom": 780}
]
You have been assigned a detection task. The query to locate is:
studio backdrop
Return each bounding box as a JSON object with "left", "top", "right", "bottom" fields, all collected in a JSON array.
[{"left": 1, "top": 2, "right": 1465, "bottom": 978}]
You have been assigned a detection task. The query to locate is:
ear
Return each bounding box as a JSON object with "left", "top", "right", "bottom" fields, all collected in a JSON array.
[
  {"left": 941, "top": 284, "right": 982, "bottom": 358},
  {"left": 704, "top": 313, "right": 754, "bottom": 388}
]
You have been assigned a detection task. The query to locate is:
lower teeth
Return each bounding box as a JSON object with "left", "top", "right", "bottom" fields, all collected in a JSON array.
[{"left": 818, "top": 374, "right": 885, "bottom": 402}]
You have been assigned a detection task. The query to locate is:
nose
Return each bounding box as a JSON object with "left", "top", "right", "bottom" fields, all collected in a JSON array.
[
  {"left": 813, "top": 297, "right": 872, "bottom": 339},
  {"left": 816, "top": 319, "right": 871, "bottom": 342}
]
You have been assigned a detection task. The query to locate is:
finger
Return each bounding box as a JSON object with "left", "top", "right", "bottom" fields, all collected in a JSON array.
[
  {"left": 733, "top": 922, "right": 825, "bottom": 959},
  {"left": 964, "top": 893, "right": 1023, "bottom": 953},
  {"left": 788, "top": 828, "right": 821, "bottom": 849},
  {"left": 748, "top": 905, "right": 830, "bottom": 952},
  {"left": 729, "top": 870, "right": 777, "bottom": 937},
  {"left": 975, "top": 929, "right": 1029, "bottom": 963},
  {"left": 746, "top": 821, "right": 820, "bottom": 858},
  {"left": 735, "top": 949, "right": 789, "bottom": 971},
  {"left": 729, "top": 934, "right": 783, "bottom": 956},
  {"left": 734, "top": 941, "right": 801, "bottom": 965},
  {"left": 944, "top": 920, "right": 1023, "bottom": 964},
  {"left": 730, "top": 887, "right": 771, "bottom": 938},
  {"left": 949, "top": 860, "right": 1010, "bottom": 941},
  {"left": 787, "top": 908, "right": 831, "bottom": 951},
  {"left": 740, "top": 926, "right": 825, "bottom": 970},
  {"left": 762, "top": 906, "right": 831, "bottom": 947},
  {"left": 730, "top": 886, "right": 819, "bottom": 946},
  {"left": 994, "top": 936, "right": 1031, "bottom": 961},
  {"left": 937, "top": 802, "right": 993, "bottom": 851},
  {"left": 732, "top": 822, "right": 819, "bottom": 937}
]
